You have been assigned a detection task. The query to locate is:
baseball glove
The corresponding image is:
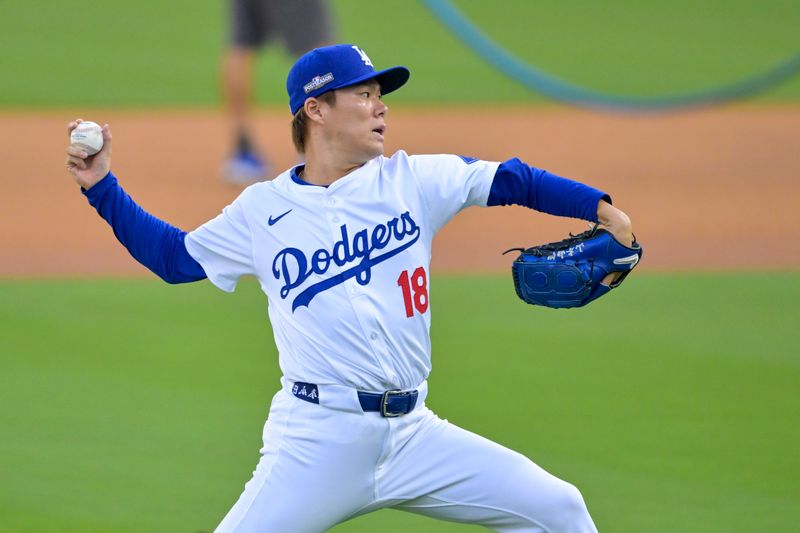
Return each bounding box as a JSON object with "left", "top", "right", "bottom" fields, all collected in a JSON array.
[{"left": 504, "top": 225, "right": 642, "bottom": 309}]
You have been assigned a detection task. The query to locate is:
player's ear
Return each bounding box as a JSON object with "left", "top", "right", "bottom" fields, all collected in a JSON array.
[{"left": 304, "top": 98, "right": 325, "bottom": 125}]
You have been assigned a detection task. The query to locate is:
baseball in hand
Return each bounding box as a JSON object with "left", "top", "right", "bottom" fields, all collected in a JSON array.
[{"left": 70, "top": 121, "right": 104, "bottom": 156}]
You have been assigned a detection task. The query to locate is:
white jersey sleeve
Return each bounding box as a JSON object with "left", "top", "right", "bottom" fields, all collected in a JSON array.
[
  {"left": 184, "top": 194, "right": 255, "bottom": 293},
  {"left": 407, "top": 154, "right": 499, "bottom": 234}
]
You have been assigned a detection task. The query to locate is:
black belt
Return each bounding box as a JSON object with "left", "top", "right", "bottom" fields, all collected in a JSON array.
[{"left": 292, "top": 382, "right": 419, "bottom": 417}]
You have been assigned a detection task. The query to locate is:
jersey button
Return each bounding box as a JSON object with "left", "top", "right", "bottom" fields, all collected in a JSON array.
[
  {"left": 326, "top": 198, "right": 336, "bottom": 206},
  {"left": 332, "top": 216, "right": 340, "bottom": 223},
  {"left": 369, "top": 332, "right": 378, "bottom": 340}
]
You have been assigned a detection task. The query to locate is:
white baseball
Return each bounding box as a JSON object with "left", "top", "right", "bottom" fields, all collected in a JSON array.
[{"left": 70, "top": 121, "right": 104, "bottom": 156}]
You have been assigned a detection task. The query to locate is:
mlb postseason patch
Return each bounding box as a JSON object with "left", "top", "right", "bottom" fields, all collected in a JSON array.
[{"left": 304, "top": 73, "right": 334, "bottom": 94}]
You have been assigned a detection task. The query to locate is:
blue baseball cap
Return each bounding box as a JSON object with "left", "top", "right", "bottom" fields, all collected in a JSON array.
[{"left": 287, "top": 44, "right": 410, "bottom": 115}]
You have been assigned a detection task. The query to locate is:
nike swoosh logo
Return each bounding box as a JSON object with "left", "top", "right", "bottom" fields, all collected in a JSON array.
[{"left": 268, "top": 209, "right": 293, "bottom": 226}]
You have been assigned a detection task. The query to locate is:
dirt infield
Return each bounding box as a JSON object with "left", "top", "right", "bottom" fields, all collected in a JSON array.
[{"left": 1, "top": 106, "right": 798, "bottom": 277}]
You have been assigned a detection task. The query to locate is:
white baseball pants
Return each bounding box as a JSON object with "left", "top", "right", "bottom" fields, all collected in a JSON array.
[{"left": 215, "top": 383, "right": 597, "bottom": 532}]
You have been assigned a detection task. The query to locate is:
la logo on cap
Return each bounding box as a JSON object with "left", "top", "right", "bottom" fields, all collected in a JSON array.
[{"left": 352, "top": 45, "right": 373, "bottom": 67}]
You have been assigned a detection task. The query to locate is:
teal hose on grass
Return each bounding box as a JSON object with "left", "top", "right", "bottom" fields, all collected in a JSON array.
[{"left": 422, "top": 0, "right": 800, "bottom": 111}]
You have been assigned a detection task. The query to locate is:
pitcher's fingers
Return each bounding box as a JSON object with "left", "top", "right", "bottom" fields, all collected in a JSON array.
[
  {"left": 66, "top": 118, "right": 85, "bottom": 133},
  {"left": 66, "top": 145, "right": 88, "bottom": 158},
  {"left": 66, "top": 155, "right": 88, "bottom": 170},
  {"left": 101, "top": 124, "right": 112, "bottom": 147}
]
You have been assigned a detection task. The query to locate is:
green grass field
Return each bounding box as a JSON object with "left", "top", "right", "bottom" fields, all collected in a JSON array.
[
  {"left": 2, "top": 275, "right": 798, "bottom": 532},
  {"left": 1, "top": 0, "right": 799, "bottom": 107}
]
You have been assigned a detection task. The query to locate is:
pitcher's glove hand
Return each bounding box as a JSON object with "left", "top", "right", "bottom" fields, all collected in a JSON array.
[{"left": 504, "top": 225, "right": 642, "bottom": 309}]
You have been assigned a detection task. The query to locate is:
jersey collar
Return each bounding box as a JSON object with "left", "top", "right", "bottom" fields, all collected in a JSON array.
[
  {"left": 289, "top": 158, "right": 380, "bottom": 190},
  {"left": 290, "top": 165, "right": 327, "bottom": 187}
]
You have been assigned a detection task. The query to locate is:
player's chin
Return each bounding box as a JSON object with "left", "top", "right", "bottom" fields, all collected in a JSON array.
[
  {"left": 364, "top": 138, "right": 385, "bottom": 158},
  {"left": 354, "top": 147, "right": 383, "bottom": 165}
]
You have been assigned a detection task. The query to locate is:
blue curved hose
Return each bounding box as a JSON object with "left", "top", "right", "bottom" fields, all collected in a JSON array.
[{"left": 423, "top": 0, "right": 800, "bottom": 111}]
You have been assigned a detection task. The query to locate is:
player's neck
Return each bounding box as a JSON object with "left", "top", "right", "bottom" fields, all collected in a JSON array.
[{"left": 302, "top": 149, "right": 369, "bottom": 186}]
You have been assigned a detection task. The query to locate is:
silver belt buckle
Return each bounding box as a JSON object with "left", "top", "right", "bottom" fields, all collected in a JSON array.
[{"left": 380, "top": 389, "right": 404, "bottom": 417}]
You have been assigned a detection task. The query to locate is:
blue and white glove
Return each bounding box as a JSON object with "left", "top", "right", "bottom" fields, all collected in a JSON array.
[{"left": 505, "top": 225, "right": 643, "bottom": 309}]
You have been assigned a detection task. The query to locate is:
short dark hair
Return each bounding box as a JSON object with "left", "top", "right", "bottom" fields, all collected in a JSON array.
[{"left": 291, "top": 91, "right": 337, "bottom": 153}]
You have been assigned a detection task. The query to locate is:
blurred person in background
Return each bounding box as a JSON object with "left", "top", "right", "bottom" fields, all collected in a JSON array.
[{"left": 222, "top": 0, "right": 335, "bottom": 184}]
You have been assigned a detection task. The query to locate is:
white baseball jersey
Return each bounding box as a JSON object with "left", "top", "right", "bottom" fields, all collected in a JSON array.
[{"left": 185, "top": 151, "right": 499, "bottom": 392}]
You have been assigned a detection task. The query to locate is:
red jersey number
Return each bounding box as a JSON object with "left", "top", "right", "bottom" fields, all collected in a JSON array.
[{"left": 397, "top": 267, "right": 429, "bottom": 317}]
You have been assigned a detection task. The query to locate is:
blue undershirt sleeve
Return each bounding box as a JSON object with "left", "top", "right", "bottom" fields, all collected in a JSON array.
[
  {"left": 486, "top": 158, "right": 611, "bottom": 222},
  {"left": 82, "top": 172, "right": 207, "bottom": 284}
]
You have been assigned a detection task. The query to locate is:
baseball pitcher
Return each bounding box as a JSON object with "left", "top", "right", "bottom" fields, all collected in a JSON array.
[{"left": 65, "top": 44, "right": 640, "bottom": 532}]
